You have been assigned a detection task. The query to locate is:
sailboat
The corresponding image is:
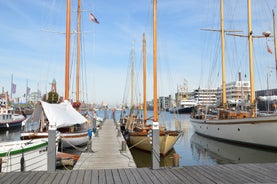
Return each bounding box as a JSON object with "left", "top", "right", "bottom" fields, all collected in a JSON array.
[
  {"left": 190, "top": 0, "right": 277, "bottom": 149},
  {"left": 20, "top": 0, "right": 97, "bottom": 148},
  {"left": 123, "top": 0, "right": 181, "bottom": 155},
  {"left": 20, "top": 100, "right": 88, "bottom": 147}
]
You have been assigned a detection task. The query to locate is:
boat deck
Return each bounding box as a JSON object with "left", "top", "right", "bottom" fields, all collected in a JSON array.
[
  {"left": 1, "top": 163, "right": 277, "bottom": 183},
  {"left": 73, "top": 119, "right": 136, "bottom": 170}
]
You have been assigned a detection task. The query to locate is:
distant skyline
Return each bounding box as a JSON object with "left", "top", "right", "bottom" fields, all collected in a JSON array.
[{"left": 1, "top": 0, "right": 277, "bottom": 106}]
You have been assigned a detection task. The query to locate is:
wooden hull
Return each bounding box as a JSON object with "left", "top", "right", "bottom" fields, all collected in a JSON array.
[
  {"left": 128, "top": 131, "right": 180, "bottom": 155},
  {"left": 190, "top": 115, "right": 277, "bottom": 148},
  {"left": 0, "top": 139, "right": 48, "bottom": 172}
]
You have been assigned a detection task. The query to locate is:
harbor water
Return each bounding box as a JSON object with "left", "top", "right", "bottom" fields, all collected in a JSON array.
[{"left": 1, "top": 109, "right": 277, "bottom": 168}]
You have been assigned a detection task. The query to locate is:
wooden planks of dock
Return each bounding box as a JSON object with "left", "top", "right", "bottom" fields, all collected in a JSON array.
[
  {"left": 1, "top": 163, "right": 277, "bottom": 183},
  {"left": 73, "top": 119, "right": 136, "bottom": 170}
]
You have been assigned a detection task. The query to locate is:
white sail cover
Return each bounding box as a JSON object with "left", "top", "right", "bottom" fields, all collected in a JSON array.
[{"left": 40, "top": 100, "right": 87, "bottom": 128}]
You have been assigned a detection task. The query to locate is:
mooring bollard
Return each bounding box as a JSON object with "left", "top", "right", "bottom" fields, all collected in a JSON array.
[
  {"left": 122, "top": 141, "right": 126, "bottom": 152},
  {"left": 95, "top": 129, "right": 99, "bottom": 137},
  {"left": 117, "top": 128, "right": 121, "bottom": 137},
  {"left": 172, "top": 153, "right": 180, "bottom": 167}
]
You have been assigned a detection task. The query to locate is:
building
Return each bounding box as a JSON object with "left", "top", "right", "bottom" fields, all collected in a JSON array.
[
  {"left": 193, "top": 88, "right": 218, "bottom": 106},
  {"left": 225, "top": 81, "right": 250, "bottom": 103},
  {"left": 159, "top": 96, "right": 171, "bottom": 110},
  {"left": 29, "top": 91, "right": 42, "bottom": 104}
]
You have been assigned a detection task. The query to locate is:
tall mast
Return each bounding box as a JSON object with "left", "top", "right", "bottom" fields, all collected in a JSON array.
[
  {"left": 247, "top": 0, "right": 255, "bottom": 117},
  {"left": 10, "top": 74, "right": 13, "bottom": 99},
  {"left": 143, "top": 33, "right": 147, "bottom": 125},
  {"left": 65, "top": 0, "right": 71, "bottom": 100},
  {"left": 273, "top": 9, "right": 277, "bottom": 79},
  {"left": 153, "top": 0, "right": 158, "bottom": 122},
  {"left": 76, "top": 0, "right": 81, "bottom": 103},
  {"left": 220, "top": 0, "right": 227, "bottom": 109},
  {"left": 131, "top": 41, "right": 134, "bottom": 108},
  {"left": 152, "top": 0, "right": 160, "bottom": 170}
]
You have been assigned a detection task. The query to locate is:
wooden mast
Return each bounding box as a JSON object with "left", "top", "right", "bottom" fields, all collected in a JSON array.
[
  {"left": 220, "top": 0, "right": 227, "bottom": 109},
  {"left": 247, "top": 0, "right": 255, "bottom": 117},
  {"left": 153, "top": 0, "right": 158, "bottom": 122},
  {"left": 143, "top": 33, "right": 147, "bottom": 125},
  {"left": 152, "top": 0, "right": 160, "bottom": 169},
  {"left": 76, "top": 0, "right": 81, "bottom": 103},
  {"left": 65, "top": 0, "right": 71, "bottom": 100}
]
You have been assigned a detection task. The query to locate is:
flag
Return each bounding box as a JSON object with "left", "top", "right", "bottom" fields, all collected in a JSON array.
[
  {"left": 27, "top": 87, "right": 31, "bottom": 96},
  {"left": 89, "top": 13, "right": 99, "bottom": 24},
  {"left": 12, "top": 83, "right": 16, "bottom": 94},
  {"left": 267, "top": 44, "right": 273, "bottom": 54}
]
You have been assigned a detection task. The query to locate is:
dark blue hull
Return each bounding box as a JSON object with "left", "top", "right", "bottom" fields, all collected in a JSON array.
[
  {"left": 170, "top": 106, "right": 194, "bottom": 114},
  {"left": 0, "top": 120, "right": 23, "bottom": 128}
]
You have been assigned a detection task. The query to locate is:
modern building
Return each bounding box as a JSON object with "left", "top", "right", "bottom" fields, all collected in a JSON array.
[
  {"left": 225, "top": 81, "right": 250, "bottom": 103},
  {"left": 159, "top": 96, "right": 171, "bottom": 110},
  {"left": 193, "top": 88, "right": 218, "bottom": 106}
]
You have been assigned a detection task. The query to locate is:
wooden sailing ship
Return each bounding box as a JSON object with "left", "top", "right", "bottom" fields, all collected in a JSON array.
[
  {"left": 20, "top": 0, "right": 98, "bottom": 148},
  {"left": 190, "top": 0, "right": 277, "bottom": 149},
  {"left": 122, "top": 0, "right": 181, "bottom": 155}
]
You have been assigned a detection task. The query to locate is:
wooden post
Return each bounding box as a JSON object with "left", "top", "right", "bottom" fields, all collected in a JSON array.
[
  {"left": 95, "top": 129, "right": 99, "bottom": 137},
  {"left": 122, "top": 141, "right": 126, "bottom": 152},
  {"left": 173, "top": 153, "right": 180, "bottom": 167}
]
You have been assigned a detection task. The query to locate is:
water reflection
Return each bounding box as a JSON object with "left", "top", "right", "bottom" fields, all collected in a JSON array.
[
  {"left": 190, "top": 133, "right": 277, "bottom": 164},
  {"left": 130, "top": 147, "right": 177, "bottom": 168},
  {"left": 0, "top": 127, "right": 21, "bottom": 142}
]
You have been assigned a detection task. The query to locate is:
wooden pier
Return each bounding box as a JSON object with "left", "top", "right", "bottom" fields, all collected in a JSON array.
[
  {"left": 1, "top": 163, "right": 277, "bottom": 183},
  {"left": 73, "top": 119, "right": 136, "bottom": 170},
  {"left": 1, "top": 119, "right": 277, "bottom": 183}
]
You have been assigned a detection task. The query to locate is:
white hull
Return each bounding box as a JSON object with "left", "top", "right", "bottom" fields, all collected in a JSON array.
[
  {"left": 21, "top": 131, "right": 89, "bottom": 148},
  {"left": 190, "top": 115, "right": 277, "bottom": 148},
  {"left": 60, "top": 131, "right": 89, "bottom": 148},
  {"left": 0, "top": 139, "right": 48, "bottom": 172}
]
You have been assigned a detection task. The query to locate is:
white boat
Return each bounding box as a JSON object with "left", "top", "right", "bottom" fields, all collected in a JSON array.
[
  {"left": 170, "top": 99, "right": 198, "bottom": 114},
  {"left": 191, "top": 110, "right": 277, "bottom": 148},
  {"left": 0, "top": 139, "right": 48, "bottom": 172},
  {"left": 190, "top": 0, "right": 277, "bottom": 149},
  {"left": 21, "top": 100, "right": 89, "bottom": 148},
  {"left": 0, "top": 98, "right": 26, "bottom": 128}
]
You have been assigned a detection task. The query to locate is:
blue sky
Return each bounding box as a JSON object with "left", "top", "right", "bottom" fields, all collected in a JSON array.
[{"left": 1, "top": 0, "right": 277, "bottom": 106}]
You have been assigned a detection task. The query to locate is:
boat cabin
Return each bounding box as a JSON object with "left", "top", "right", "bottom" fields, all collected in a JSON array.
[{"left": 218, "top": 109, "right": 250, "bottom": 120}]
